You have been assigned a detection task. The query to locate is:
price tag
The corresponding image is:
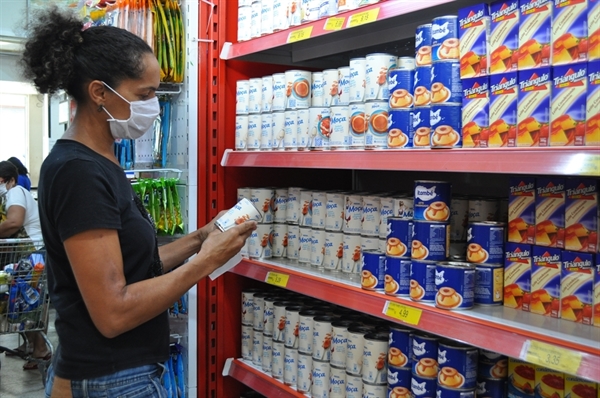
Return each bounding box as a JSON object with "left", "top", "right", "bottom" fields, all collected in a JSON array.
[
  {"left": 521, "top": 340, "right": 582, "bottom": 374},
  {"left": 579, "top": 154, "right": 600, "bottom": 176},
  {"left": 265, "top": 271, "right": 290, "bottom": 288},
  {"left": 383, "top": 301, "right": 422, "bottom": 326},
  {"left": 287, "top": 26, "right": 314, "bottom": 43},
  {"left": 324, "top": 17, "right": 345, "bottom": 31},
  {"left": 347, "top": 7, "right": 380, "bottom": 28}
]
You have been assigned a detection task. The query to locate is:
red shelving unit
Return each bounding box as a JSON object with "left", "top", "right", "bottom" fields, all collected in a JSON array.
[{"left": 223, "top": 358, "right": 308, "bottom": 397}]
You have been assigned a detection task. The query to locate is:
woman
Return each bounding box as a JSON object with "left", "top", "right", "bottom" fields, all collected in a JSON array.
[
  {"left": 0, "top": 161, "right": 50, "bottom": 370},
  {"left": 20, "top": 6, "right": 255, "bottom": 397},
  {"left": 7, "top": 157, "right": 32, "bottom": 191}
]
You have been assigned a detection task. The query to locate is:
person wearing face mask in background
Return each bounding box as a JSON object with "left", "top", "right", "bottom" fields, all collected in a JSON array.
[{"left": 20, "top": 6, "right": 256, "bottom": 398}]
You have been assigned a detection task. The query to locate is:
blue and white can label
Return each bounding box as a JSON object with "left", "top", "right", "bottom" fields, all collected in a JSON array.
[
  {"left": 476, "top": 376, "right": 507, "bottom": 398},
  {"left": 261, "top": 75, "right": 273, "bottom": 112},
  {"left": 388, "top": 327, "right": 412, "bottom": 369},
  {"left": 283, "top": 347, "right": 298, "bottom": 386},
  {"left": 349, "top": 102, "right": 367, "bottom": 148},
  {"left": 475, "top": 263, "right": 504, "bottom": 306},
  {"left": 246, "top": 114, "right": 261, "bottom": 150},
  {"left": 362, "top": 332, "right": 389, "bottom": 384},
  {"left": 435, "top": 261, "right": 476, "bottom": 310},
  {"left": 310, "top": 228, "right": 326, "bottom": 268},
  {"left": 362, "top": 381, "right": 387, "bottom": 397},
  {"left": 362, "top": 195, "right": 381, "bottom": 236},
  {"left": 436, "top": 386, "right": 476, "bottom": 398},
  {"left": 412, "top": 106, "right": 431, "bottom": 147},
  {"left": 311, "top": 360, "right": 331, "bottom": 398},
  {"left": 344, "top": 193, "right": 363, "bottom": 234},
  {"left": 298, "top": 226, "right": 312, "bottom": 264},
  {"left": 271, "top": 340, "right": 285, "bottom": 379},
  {"left": 241, "top": 324, "right": 253, "bottom": 360},
  {"left": 437, "top": 341, "right": 479, "bottom": 389},
  {"left": 283, "top": 110, "right": 298, "bottom": 150},
  {"left": 413, "top": 180, "right": 452, "bottom": 222},
  {"left": 273, "top": 188, "right": 288, "bottom": 224},
  {"left": 311, "top": 191, "right": 327, "bottom": 230},
  {"left": 272, "top": 73, "right": 287, "bottom": 111},
  {"left": 385, "top": 256, "right": 411, "bottom": 297},
  {"left": 308, "top": 106, "right": 331, "bottom": 149},
  {"left": 431, "top": 62, "right": 462, "bottom": 104},
  {"left": 346, "top": 373, "right": 363, "bottom": 398},
  {"left": 413, "top": 66, "right": 431, "bottom": 106},
  {"left": 466, "top": 221, "right": 505, "bottom": 264},
  {"left": 326, "top": 191, "right": 345, "bottom": 232},
  {"left": 262, "top": 335, "right": 273, "bottom": 373},
  {"left": 365, "top": 100, "right": 389, "bottom": 148},
  {"left": 415, "top": 23, "right": 432, "bottom": 66},
  {"left": 284, "top": 70, "right": 311, "bottom": 109},
  {"left": 430, "top": 103, "right": 462, "bottom": 148},
  {"left": 338, "top": 66, "right": 351, "bottom": 105},
  {"left": 297, "top": 352, "right": 313, "bottom": 393},
  {"left": 296, "top": 108, "right": 310, "bottom": 150},
  {"left": 248, "top": 78, "right": 262, "bottom": 113},
  {"left": 311, "top": 72, "right": 325, "bottom": 107},
  {"left": 388, "top": 109, "right": 413, "bottom": 148},
  {"left": 330, "top": 365, "right": 347, "bottom": 397},
  {"left": 412, "top": 220, "right": 450, "bottom": 261},
  {"left": 361, "top": 250, "right": 386, "bottom": 291},
  {"left": 286, "top": 225, "right": 300, "bottom": 260},
  {"left": 410, "top": 260, "right": 438, "bottom": 302},
  {"left": 385, "top": 217, "right": 413, "bottom": 258},
  {"left": 260, "top": 112, "right": 273, "bottom": 150},
  {"left": 365, "top": 53, "right": 397, "bottom": 101},
  {"left": 478, "top": 349, "right": 508, "bottom": 379},
  {"left": 236, "top": 80, "right": 250, "bottom": 114},
  {"left": 411, "top": 333, "right": 438, "bottom": 371},
  {"left": 431, "top": 15, "right": 459, "bottom": 63},
  {"left": 235, "top": 115, "right": 248, "bottom": 150},
  {"left": 388, "top": 68, "right": 415, "bottom": 109},
  {"left": 271, "top": 111, "right": 286, "bottom": 150},
  {"left": 252, "top": 329, "right": 263, "bottom": 367},
  {"left": 349, "top": 57, "right": 366, "bottom": 103},
  {"left": 330, "top": 105, "right": 351, "bottom": 149},
  {"left": 411, "top": 373, "right": 438, "bottom": 396},
  {"left": 394, "top": 196, "right": 414, "bottom": 219},
  {"left": 387, "top": 366, "right": 412, "bottom": 389}
]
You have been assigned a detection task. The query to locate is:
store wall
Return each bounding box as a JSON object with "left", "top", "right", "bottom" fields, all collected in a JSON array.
[{"left": 0, "top": 55, "right": 26, "bottom": 82}]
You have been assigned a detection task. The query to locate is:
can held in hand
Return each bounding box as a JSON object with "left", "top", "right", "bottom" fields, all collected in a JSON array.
[
  {"left": 215, "top": 198, "right": 261, "bottom": 232},
  {"left": 248, "top": 78, "right": 262, "bottom": 113},
  {"left": 361, "top": 251, "right": 386, "bottom": 291},
  {"left": 410, "top": 259, "right": 437, "bottom": 302},
  {"left": 435, "top": 261, "right": 476, "bottom": 310},
  {"left": 385, "top": 256, "right": 411, "bottom": 297}
]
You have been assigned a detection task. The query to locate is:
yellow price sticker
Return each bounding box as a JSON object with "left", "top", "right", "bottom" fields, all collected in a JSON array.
[
  {"left": 265, "top": 271, "right": 290, "bottom": 288},
  {"left": 523, "top": 340, "right": 582, "bottom": 375},
  {"left": 287, "top": 26, "right": 314, "bottom": 43},
  {"left": 347, "top": 7, "right": 380, "bottom": 28},
  {"left": 579, "top": 154, "right": 600, "bottom": 176},
  {"left": 324, "top": 17, "right": 346, "bottom": 31},
  {"left": 383, "top": 301, "right": 422, "bottom": 326}
]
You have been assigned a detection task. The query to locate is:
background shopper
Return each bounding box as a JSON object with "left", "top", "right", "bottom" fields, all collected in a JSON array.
[{"left": 7, "top": 157, "right": 31, "bottom": 191}]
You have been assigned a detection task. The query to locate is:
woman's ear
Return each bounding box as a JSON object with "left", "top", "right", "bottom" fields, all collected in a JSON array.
[{"left": 88, "top": 80, "right": 107, "bottom": 109}]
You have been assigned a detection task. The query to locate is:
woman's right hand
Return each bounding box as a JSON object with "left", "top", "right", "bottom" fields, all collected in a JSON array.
[{"left": 198, "top": 221, "right": 256, "bottom": 272}]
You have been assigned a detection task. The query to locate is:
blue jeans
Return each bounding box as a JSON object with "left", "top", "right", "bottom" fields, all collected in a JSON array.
[{"left": 45, "top": 363, "right": 168, "bottom": 398}]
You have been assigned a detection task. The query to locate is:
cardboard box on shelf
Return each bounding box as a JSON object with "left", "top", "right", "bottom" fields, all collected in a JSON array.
[
  {"left": 459, "top": 3, "right": 491, "bottom": 78},
  {"left": 561, "top": 250, "right": 595, "bottom": 324},
  {"left": 489, "top": 0, "right": 519, "bottom": 74},
  {"left": 504, "top": 242, "right": 532, "bottom": 310},
  {"left": 518, "top": 0, "right": 553, "bottom": 70},
  {"left": 550, "top": 62, "right": 587, "bottom": 146},
  {"left": 565, "top": 179, "right": 598, "bottom": 253},
  {"left": 509, "top": 176, "right": 536, "bottom": 244},
  {"left": 517, "top": 68, "right": 551, "bottom": 147},
  {"left": 530, "top": 246, "right": 561, "bottom": 317},
  {"left": 552, "top": 0, "right": 588, "bottom": 66}
]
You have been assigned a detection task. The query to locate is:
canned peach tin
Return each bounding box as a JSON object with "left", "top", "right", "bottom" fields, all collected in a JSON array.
[
  {"left": 215, "top": 198, "right": 261, "bottom": 232},
  {"left": 330, "top": 105, "right": 351, "bottom": 149},
  {"left": 272, "top": 73, "right": 287, "bottom": 111},
  {"left": 365, "top": 53, "right": 397, "bottom": 101},
  {"left": 308, "top": 106, "right": 331, "bottom": 149},
  {"left": 365, "top": 100, "right": 389, "bottom": 149},
  {"left": 250, "top": 188, "right": 275, "bottom": 223},
  {"left": 362, "top": 332, "right": 389, "bottom": 384},
  {"left": 323, "top": 230, "right": 344, "bottom": 272},
  {"left": 326, "top": 191, "right": 345, "bottom": 231},
  {"left": 235, "top": 115, "right": 248, "bottom": 151},
  {"left": 350, "top": 57, "right": 367, "bottom": 103},
  {"left": 285, "top": 70, "right": 311, "bottom": 109}
]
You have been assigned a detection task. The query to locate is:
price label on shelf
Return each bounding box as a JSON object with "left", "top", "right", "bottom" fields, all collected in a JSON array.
[
  {"left": 580, "top": 154, "right": 600, "bottom": 176},
  {"left": 324, "top": 17, "right": 345, "bottom": 31},
  {"left": 347, "top": 7, "right": 380, "bottom": 28},
  {"left": 383, "top": 301, "right": 422, "bottom": 326},
  {"left": 265, "top": 271, "right": 290, "bottom": 288},
  {"left": 287, "top": 26, "right": 314, "bottom": 43},
  {"left": 521, "top": 340, "right": 582, "bottom": 375}
]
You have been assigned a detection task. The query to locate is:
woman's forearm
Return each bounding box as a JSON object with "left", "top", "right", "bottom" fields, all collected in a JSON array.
[
  {"left": 0, "top": 221, "right": 20, "bottom": 237},
  {"left": 158, "top": 227, "right": 209, "bottom": 272}
]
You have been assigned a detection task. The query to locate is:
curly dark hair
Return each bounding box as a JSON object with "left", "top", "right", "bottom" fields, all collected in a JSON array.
[
  {"left": 0, "top": 161, "right": 18, "bottom": 184},
  {"left": 20, "top": 5, "right": 154, "bottom": 103}
]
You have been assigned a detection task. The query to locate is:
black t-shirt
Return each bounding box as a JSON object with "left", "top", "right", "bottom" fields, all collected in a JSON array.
[{"left": 38, "top": 140, "right": 169, "bottom": 380}]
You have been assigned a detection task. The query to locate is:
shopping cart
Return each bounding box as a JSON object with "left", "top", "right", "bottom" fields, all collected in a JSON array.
[{"left": 0, "top": 238, "right": 53, "bottom": 384}]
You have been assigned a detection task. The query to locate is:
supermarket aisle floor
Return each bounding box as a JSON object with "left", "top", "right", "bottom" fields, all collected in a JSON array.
[{"left": 0, "top": 307, "right": 58, "bottom": 398}]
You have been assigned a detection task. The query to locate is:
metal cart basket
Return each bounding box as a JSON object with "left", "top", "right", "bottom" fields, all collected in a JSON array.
[{"left": 0, "top": 238, "right": 53, "bottom": 383}]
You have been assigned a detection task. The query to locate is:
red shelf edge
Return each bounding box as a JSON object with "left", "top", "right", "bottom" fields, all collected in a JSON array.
[
  {"left": 226, "top": 0, "right": 457, "bottom": 59},
  {"left": 226, "top": 358, "right": 306, "bottom": 397},
  {"left": 230, "top": 260, "right": 600, "bottom": 382}
]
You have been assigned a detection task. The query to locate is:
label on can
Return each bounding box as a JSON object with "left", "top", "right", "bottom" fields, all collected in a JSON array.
[
  {"left": 343, "top": 233, "right": 363, "bottom": 275},
  {"left": 388, "top": 327, "right": 412, "bottom": 369},
  {"left": 365, "top": 101, "right": 389, "bottom": 148},
  {"left": 252, "top": 293, "right": 267, "bottom": 331},
  {"left": 389, "top": 68, "right": 415, "bottom": 109},
  {"left": 299, "top": 190, "right": 313, "bottom": 227},
  {"left": 330, "top": 106, "right": 351, "bottom": 148},
  {"left": 385, "top": 256, "right": 411, "bottom": 297},
  {"left": 283, "top": 347, "right": 298, "bottom": 386},
  {"left": 250, "top": 2, "right": 261, "bottom": 39},
  {"left": 410, "top": 260, "right": 438, "bottom": 302},
  {"left": 412, "top": 220, "right": 450, "bottom": 261},
  {"left": 361, "top": 196, "right": 381, "bottom": 236},
  {"left": 261, "top": 75, "right": 273, "bottom": 113},
  {"left": 338, "top": 66, "right": 351, "bottom": 105},
  {"left": 435, "top": 262, "right": 476, "bottom": 310},
  {"left": 236, "top": 80, "right": 250, "bottom": 114},
  {"left": 289, "top": 2, "right": 302, "bottom": 26},
  {"left": 431, "top": 61, "right": 462, "bottom": 104},
  {"left": 286, "top": 187, "right": 301, "bottom": 224},
  {"left": 311, "top": 191, "right": 327, "bottom": 229},
  {"left": 344, "top": 194, "right": 363, "bottom": 234},
  {"left": 298, "top": 226, "right": 312, "bottom": 264},
  {"left": 215, "top": 198, "right": 262, "bottom": 232},
  {"left": 237, "top": 7, "right": 252, "bottom": 42},
  {"left": 297, "top": 352, "right": 313, "bottom": 392},
  {"left": 350, "top": 57, "right": 367, "bottom": 103},
  {"left": 308, "top": 106, "right": 331, "bottom": 149},
  {"left": 388, "top": 109, "right": 413, "bottom": 148},
  {"left": 235, "top": 115, "right": 248, "bottom": 150},
  {"left": 361, "top": 251, "right": 386, "bottom": 291},
  {"left": 437, "top": 341, "right": 479, "bottom": 389},
  {"left": 365, "top": 53, "right": 397, "bottom": 100},
  {"left": 475, "top": 264, "right": 504, "bottom": 305},
  {"left": 285, "top": 70, "right": 311, "bottom": 109},
  {"left": 310, "top": 228, "right": 326, "bottom": 268},
  {"left": 324, "top": 230, "right": 344, "bottom": 272},
  {"left": 311, "top": 72, "right": 325, "bottom": 107},
  {"left": 272, "top": 0, "right": 290, "bottom": 31},
  {"left": 246, "top": 114, "right": 261, "bottom": 150},
  {"left": 313, "top": 316, "right": 334, "bottom": 361},
  {"left": 271, "top": 340, "right": 285, "bottom": 379},
  {"left": 251, "top": 329, "right": 263, "bottom": 367},
  {"left": 283, "top": 110, "right": 298, "bottom": 150},
  {"left": 330, "top": 365, "right": 347, "bottom": 398},
  {"left": 286, "top": 224, "right": 300, "bottom": 260},
  {"left": 331, "top": 322, "right": 352, "bottom": 368},
  {"left": 311, "top": 360, "right": 331, "bottom": 398},
  {"left": 326, "top": 191, "right": 345, "bottom": 231},
  {"left": 272, "top": 73, "right": 287, "bottom": 111},
  {"left": 414, "top": 180, "right": 452, "bottom": 222},
  {"left": 415, "top": 24, "right": 433, "bottom": 66},
  {"left": 270, "top": 111, "right": 285, "bottom": 150},
  {"left": 272, "top": 189, "right": 287, "bottom": 223},
  {"left": 362, "top": 381, "right": 387, "bottom": 397},
  {"left": 467, "top": 221, "right": 505, "bottom": 264},
  {"left": 241, "top": 324, "right": 253, "bottom": 360},
  {"left": 248, "top": 78, "right": 262, "bottom": 114},
  {"left": 250, "top": 188, "right": 275, "bottom": 223},
  {"left": 346, "top": 327, "right": 371, "bottom": 375},
  {"left": 349, "top": 103, "right": 367, "bottom": 148},
  {"left": 296, "top": 108, "right": 310, "bottom": 150},
  {"left": 412, "top": 106, "right": 431, "bottom": 148},
  {"left": 431, "top": 15, "right": 459, "bottom": 62},
  {"left": 301, "top": 0, "right": 320, "bottom": 22},
  {"left": 362, "top": 333, "right": 389, "bottom": 384},
  {"left": 262, "top": 335, "right": 273, "bottom": 373},
  {"left": 385, "top": 218, "right": 413, "bottom": 258},
  {"left": 323, "top": 69, "right": 341, "bottom": 107},
  {"left": 414, "top": 66, "right": 432, "bottom": 107},
  {"left": 394, "top": 197, "right": 414, "bottom": 219},
  {"left": 346, "top": 373, "right": 364, "bottom": 398},
  {"left": 260, "top": 112, "right": 272, "bottom": 150},
  {"left": 284, "top": 306, "right": 301, "bottom": 348}
]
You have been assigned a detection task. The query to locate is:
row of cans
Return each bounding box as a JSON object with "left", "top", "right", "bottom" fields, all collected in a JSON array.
[
  {"left": 235, "top": 53, "right": 407, "bottom": 115},
  {"left": 414, "top": 17, "right": 460, "bottom": 66},
  {"left": 237, "top": 0, "right": 381, "bottom": 42}
]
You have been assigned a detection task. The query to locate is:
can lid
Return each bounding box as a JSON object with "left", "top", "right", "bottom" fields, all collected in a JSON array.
[
  {"left": 474, "top": 262, "right": 504, "bottom": 269},
  {"left": 285, "top": 305, "right": 304, "bottom": 312},
  {"left": 241, "top": 288, "right": 264, "bottom": 294},
  {"left": 410, "top": 332, "right": 438, "bottom": 340},
  {"left": 331, "top": 319, "right": 360, "bottom": 328},
  {"left": 364, "top": 332, "right": 389, "bottom": 342},
  {"left": 314, "top": 315, "right": 337, "bottom": 322},
  {"left": 252, "top": 292, "right": 271, "bottom": 299},
  {"left": 347, "top": 325, "right": 375, "bottom": 334},
  {"left": 416, "top": 23, "right": 432, "bottom": 28},
  {"left": 469, "top": 221, "right": 506, "bottom": 227},
  {"left": 273, "top": 301, "right": 297, "bottom": 307},
  {"left": 363, "top": 250, "right": 385, "bottom": 256},
  {"left": 438, "top": 261, "right": 477, "bottom": 270}
]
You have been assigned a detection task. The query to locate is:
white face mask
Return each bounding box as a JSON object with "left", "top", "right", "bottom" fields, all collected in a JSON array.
[
  {"left": 102, "top": 82, "right": 160, "bottom": 140},
  {"left": 0, "top": 183, "right": 7, "bottom": 197}
]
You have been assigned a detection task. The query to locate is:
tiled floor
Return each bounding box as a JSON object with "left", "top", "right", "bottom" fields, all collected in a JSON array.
[{"left": 0, "top": 307, "right": 58, "bottom": 398}]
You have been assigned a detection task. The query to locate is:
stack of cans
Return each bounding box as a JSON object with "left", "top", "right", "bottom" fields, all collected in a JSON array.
[
  {"left": 476, "top": 349, "right": 508, "bottom": 397},
  {"left": 383, "top": 217, "right": 413, "bottom": 297},
  {"left": 387, "top": 326, "right": 413, "bottom": 396},
  {"left": 412, "top": 23, "right": 433, "bottom": 149},
  {"left": 435, "top": 340, "right": 479, "bottom": 396},
  {"left": 410, "top": 333, "right": 440, "bottom": 396},
  {"left": 238, "top": 188, "right": 274, "bottom": 259}
]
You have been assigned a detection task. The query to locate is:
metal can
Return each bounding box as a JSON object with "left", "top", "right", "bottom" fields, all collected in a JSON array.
[
  {"left": 362, "top": 332, "right": 389, "bottom": 384},
  {"left": 271, "top": 111, "right": 285, "bottom": 150},
  {"left": 250, "top": 187, "right": 275, "bottom": 223},
  {"left": 284, "top": 306, "right": 303, "bottom": 348},
  {"left": 297, "top": 352, "right": 313, "bottom": 393},
  {"left": 301, "top": 0, "right": 319, "bottom": 22},
  {"left": 312, "top": 359, "right": 331, "bottom": 398},
  {"left": 273, "top": 300, "right": 295, "bottom": 342},
  {"left": 272, "top": 73, "right": 287, "bottom": 111},
  {"left": 272, "top": 0, "right": 290, "bottom": 31},
  {"left": 324, "top": 230, "right": 344, "bottom": 272},
  {"left": 387, "top": 109, "right": 413, "bottom": 149},
  {"left": 308, "top": 106, "right": 331, "bottom": 149},
  {"left": 412, "top": 220, "right": 450, "bottom": 261},
  {"left": 346, "top": 372, "right": 364, "bottom": 398},
  {"left": 285, "top": 70, "right": 311, "bottom": 109},
  {"left": 468, "top": 197, "right": 499, "bottom": 222},
  {"left": 310, "top": 228, "right": 326, "bottom": 269},
  {"left": 361, "top": 235, "right": 380, "bottom": 252},
  {"left": 378, "top": 238, "right": 387, "bottom": 254},
  {"left": 237, "top": 186, "right": 251, "bottom": 202},
  {"left": 450, "top": 196, "right": 469, "bottom": 241},
  {"left": 272, "top": 340, "right": 285, "bottom": 379},
  {"left": 250, "top": 2, "right": 262, "bottom": 38},
  {"left": 312, "top": 315, "right": 335, "bottom": 361},
  {"left": 387, "top": 368, "right": 412, "bottom": 390},
  {"left": 385, "top": 256, "right": 411, "bottom": 297},
  {"left": 298, "top": 309, "right": 323, "bottom": 354},
  {"left": 263, "top": 295, "right": 279, "bottom": 336},
  {"left": 435, "top": 261, "right": 476, "bottom": 310},
  {"left": 415, "top": 23, "right": 432, "bottom": 66},
  {"left": 349, "top": 102, "right": 367, "bottom": 148},
  {"left": 396, "top": 57, "right": 416, "bottom": 71},
  {"left": 478, "top": 348, "right": 508, "bottom": 379},
  {"left": 237, "top": 6, "right": 252, "bottom": 42},
  {"left": 430, "top": 103, "right": 462, "bottom": 148},
  {"left": 342, "top": 233, "right": 363, "bottom": 275},
  {"left": 431, "top": 15, "right": 459, "bottom": 62},
  {"left": 394, "top": 196, "right": 414, "bottom": 219},
  {"left": 215, "top": 197, "right": 262, "bottom": 232},
  {"left": 361, "top": 250, "right": 386, "bottom": 291},
  {"left": 241, "top": 288, "right": 262, "bottom": 326},
  {"left": 330, "top": 365, "right": 347, "bottom": 398},
  {"left": 431, "top": 61, "right": 461, "bottom": 104},
  {"left": 284, "top": 347, "right": 298, "bottom": 386},
  {"left": 241, "top": 324, "right": 253, "bottom": 360},
  {"left": 350, "top": 57, "right": 367, "bottom": 103},
  {"left": 286, "top": 224, "right": 300, "bottom": 260},
  {"left": 323, "top": 68, "right": 340, "bottom": 107},
  {"left": 388, "top": 68, "right": 415, "bottom": 109},
  {"left": 411, "top": 372, "right": 438, "bottom": 395},
  {"left": 330, "top": 105, "right": 351, "bottom": 149},
  {"left": 311, "top": 190, "right": 327, "bottom": 229},
  {"left": 346, "top": 325, "right": 374, "bottom": 375},
  {"left": 476, "top": 376, "right": 507, "bottom": 398},
  {"left": 272, "top": 188, "right": 287, "bottom": 223},
  {"left": 236, "top": 80, "right": 250, "bottom": 115},
  {"left": 467, "top": 221, "right": 505, "bottom": 264},
  {"left": 260, "top": 112, "right": 272, "bottom": 150},
  {"left": 288, "top": 0, "right": 302, "bottom": 26},
  {"left": 338, "top": 66, "right": 351, "bottom": 105},
  {"left": 252, "top": 292, "right": 269, "bottom": 331},
  {"left": 361, "top": 195, "right": 381, "bottom": 236},
  {"left": 411, "top": 333, "right": 438, "bottom": 375},
  {"left": 344, "top": 193, "right": 363, "bottom": 234},
  {"left": 365, "top": 53, "right": 397, "bottom": 101},
  {"left": 330, "top": 320, "right": 357, "bottom": 368},
  {"left": 286, "top": 187, "right": 301, "bottom": 224},
  {"left": 283, "top": 110, "right": 298, "bottom": 150},
  {"left": 387, "top": 385, "right": 412, "bottom": 398},
  {"left": 412, "top": 106, "right": 431, "bottom": 148},
  {"left": 386, "top": 217, "right": 413, "bottom": 258},
  {"left": 298, "top": 226, "right": 312, "bottom": 264},
  {"left": 474, "top": 263, "right": 504, "bottom": 306},
  {"left": 410, "top": 259, "right": 438, "bottom": 302},
  {"left": 299, "top": 190, "right": 313, "bottom": 227},
  {"left": 261, "top": 75, "right": 273, "bottom": 113},
  {"left": 326, "top": 191, "right": 345, "bottom": 231},
  {"left": 437, "top": 386, "right": 476, "bottom": 397},
  {"left": 252, "top": 328, "right": 264, "bottom": 367},
  {"left": 296, "top": 108, "right": 311, "bottom": 150},
  {"left": 437, "top": 340, "right": 479, "bottom": 389},
  {"left": 311, "top": 71, "right": 325, "bottom": 107},
  {"left": 365, "top": 101, "right": 389, "bottom": 149},
  {"left": 414, "top": 66, "right": 432, "bottom": 107},
  {"left": 388, "top": 327, "right": 412, "bottom": 369},
  {"left": 246, "top": 113, "right": 261, "bottom": 150},
  {"left": 262, "top": 334, "right": 273, "bottom": 373},
  {"left": 379, "top": 197, "right": 395, "bottom": 238},
  {"left": 414, "top": 180, "right": 452, "bottom": 222},
  {"left": 248, "top": 78, "right": 262, "bottom": 114},
  {"left": 363, "top": 381, "right": 387, "bottom": 397}
]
